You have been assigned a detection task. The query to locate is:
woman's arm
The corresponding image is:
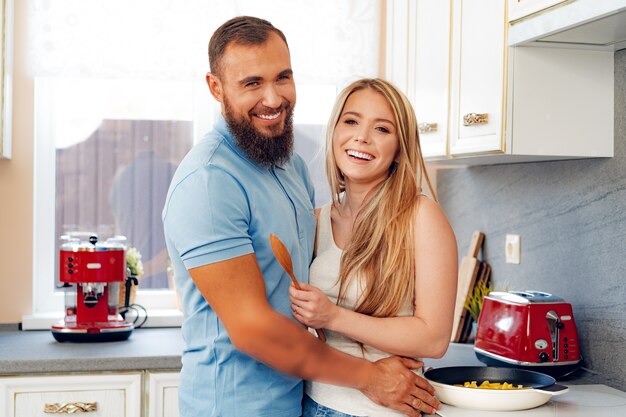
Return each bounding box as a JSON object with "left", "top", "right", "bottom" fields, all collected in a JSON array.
[{"left": 290, "top": 197, "right": 458, "bottom": 358}]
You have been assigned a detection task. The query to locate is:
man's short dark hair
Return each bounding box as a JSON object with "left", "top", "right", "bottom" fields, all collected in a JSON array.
[{"left": 208, "top": 16, "right": 288, "bottom": 77}]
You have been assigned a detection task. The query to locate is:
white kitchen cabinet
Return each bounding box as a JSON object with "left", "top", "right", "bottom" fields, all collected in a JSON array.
[
  {"left": 449, "top": 0, "right": 506, "bottom": 156},
  {"left": 146, "top": 372, "right": 180, "bottom": 417},
  {"left": 507, "top": 0, "right": 568, "bottom": 22},
  {"left": 386, "top": 0, "right": 451, "bottom": 159},
  {"left": 0, "top": 373, "right": 142, "bottom": 417},
  {"left": 410, "top": 0, "right": 452, "bottom": 158},
  {"left": 386, "top": 0, "right": 614, "bottom": 165},
  {"left": 0, "top": 371, "right": 181, "bottom": 417}
]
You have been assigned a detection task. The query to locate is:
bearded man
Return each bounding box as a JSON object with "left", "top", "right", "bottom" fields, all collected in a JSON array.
[{"left": 162, "top": 16, "right": 438, "bottom": 417}]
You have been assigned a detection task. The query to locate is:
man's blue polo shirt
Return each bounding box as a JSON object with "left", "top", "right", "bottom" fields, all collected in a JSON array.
[{"left": 163, "top": 115, "right": 316, "bottom": 417}]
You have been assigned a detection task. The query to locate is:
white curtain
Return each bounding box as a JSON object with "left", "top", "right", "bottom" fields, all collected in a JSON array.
[
  {"left": 28, "top": 0, "right": 382, "bottom": 86},
  {"left": 29, "top": 0, "right": 382, "bottom": 313}
]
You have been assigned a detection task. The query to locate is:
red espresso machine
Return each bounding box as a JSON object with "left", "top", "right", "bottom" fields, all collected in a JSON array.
[{"left": 51, "top": 234, "right": 134, "bottom": 342}]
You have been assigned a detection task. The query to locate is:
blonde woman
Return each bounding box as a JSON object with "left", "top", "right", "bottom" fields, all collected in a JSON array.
[{"left": 289, "top": 78, "right": 458, "bottom": 417}]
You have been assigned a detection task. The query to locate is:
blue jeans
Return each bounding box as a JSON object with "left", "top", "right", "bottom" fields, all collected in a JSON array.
[{"left": 302, "top": 395, "right": 365, "bottom": 417}]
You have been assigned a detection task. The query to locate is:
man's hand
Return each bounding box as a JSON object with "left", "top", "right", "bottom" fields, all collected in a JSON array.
[{"left": 361, "top": 357, "right": 441, "bottom": 417}]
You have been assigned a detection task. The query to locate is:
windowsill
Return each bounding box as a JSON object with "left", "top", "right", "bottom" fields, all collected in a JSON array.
[{"left": 21, "top": 309, "right": 183, "bottom": 330}]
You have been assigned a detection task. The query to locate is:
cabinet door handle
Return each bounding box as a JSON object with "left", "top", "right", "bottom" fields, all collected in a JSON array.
[
  {"left": 463, "top": 113, "right": 489, "bottom": 126},
  {"left": 418, "top": 122, "right": 438, "bottom": 134},
  {"left": 44, "top": 402, "right": 98, "bottom": 413}
]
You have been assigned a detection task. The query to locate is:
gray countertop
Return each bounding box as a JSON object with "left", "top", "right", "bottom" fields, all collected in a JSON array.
[
  {"left": 0, "top": 327, "right": 618, "bottom": 388},
  {"left": 0, "top": 328, "right": 184, "bottom": 375}
]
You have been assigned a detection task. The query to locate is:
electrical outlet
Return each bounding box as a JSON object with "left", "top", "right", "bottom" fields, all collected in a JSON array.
[{"left": 505, "top": 234, "right": 521, "bottom": 264}]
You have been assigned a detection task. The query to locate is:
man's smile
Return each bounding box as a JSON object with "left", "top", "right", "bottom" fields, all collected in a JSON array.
[{"left": 254, "top": 111, "right": 281, "bottom": 121}]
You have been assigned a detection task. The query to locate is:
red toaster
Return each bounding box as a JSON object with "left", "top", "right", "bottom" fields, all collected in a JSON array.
[{"left": 474, "top": 291, "right": 582, "bottom": 378}]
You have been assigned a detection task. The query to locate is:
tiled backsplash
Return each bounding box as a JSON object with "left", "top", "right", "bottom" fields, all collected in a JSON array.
[{"left": 437, "top": 49, "right": 626, "bottom": 388}]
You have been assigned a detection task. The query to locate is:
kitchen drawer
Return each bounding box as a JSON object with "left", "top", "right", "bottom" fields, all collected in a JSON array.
[{"left": 0, "top": 373, "right": 141, "bottom": 417}]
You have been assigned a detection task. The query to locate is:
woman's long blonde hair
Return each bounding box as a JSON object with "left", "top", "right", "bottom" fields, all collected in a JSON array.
[{"left": 325, "top": 78, "right": 436, "bottom": 317}]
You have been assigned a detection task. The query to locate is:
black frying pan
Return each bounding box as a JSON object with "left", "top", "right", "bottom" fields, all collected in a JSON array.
[
  {"left": 425, "top": 366, "right": 566, "bottom": 391},
  {"left": 424, "top": 366, "right": 569, "bottom": 411}
]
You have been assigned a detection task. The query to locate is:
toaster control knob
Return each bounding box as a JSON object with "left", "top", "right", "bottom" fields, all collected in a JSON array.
[
  {"left": 556, "top": 322, "right": 565, "bottom": 329},
  {"left": 539, "top": 352, "right": 549, "bottom": 362}
]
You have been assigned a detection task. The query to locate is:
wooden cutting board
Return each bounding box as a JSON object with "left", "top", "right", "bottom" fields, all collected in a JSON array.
[
  {"left": 451, "top": 230, "right": 485, "bottom": 342},
  {"left": 456, "top": 260, "right": 492, "bottom": 343}
]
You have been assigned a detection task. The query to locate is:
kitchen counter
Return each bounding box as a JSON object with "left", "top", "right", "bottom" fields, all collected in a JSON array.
[
  {"left": 0, "top": 327, "right": 626, "bottom": 417},
  {"left": 3, "top": 327, "right": 624, "bottom": 416},
  {"left": 1, "top": 329, "right": 624, "bottom": 417},
  {"left": 0, "top": 327, "right": 620, "bottom": 387},
  {"left": 0, "top": 327, "right": 184, "bottom": 374}
]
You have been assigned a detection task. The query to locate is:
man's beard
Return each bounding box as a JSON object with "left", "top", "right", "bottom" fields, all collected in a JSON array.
[{"left": 223, "top": 99, "right": 294, "bottom": 168}]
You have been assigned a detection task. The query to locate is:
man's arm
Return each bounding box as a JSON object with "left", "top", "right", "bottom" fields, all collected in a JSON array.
[{"left": 189, "top": 253, "right": 440, "bottom": 417}]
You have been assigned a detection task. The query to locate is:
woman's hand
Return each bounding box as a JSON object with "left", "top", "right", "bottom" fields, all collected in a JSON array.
[{"left": 289, "top": 283, "right": 339, "bottom": 329}]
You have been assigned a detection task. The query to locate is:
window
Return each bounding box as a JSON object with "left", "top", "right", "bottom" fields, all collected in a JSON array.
[{"left": 27, "top": 0, "right": 381, "bottom": 328}]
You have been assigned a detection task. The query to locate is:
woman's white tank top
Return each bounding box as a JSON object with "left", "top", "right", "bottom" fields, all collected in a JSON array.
[{"left": 305, "top": 203, "right": 419, "bottom": 417}]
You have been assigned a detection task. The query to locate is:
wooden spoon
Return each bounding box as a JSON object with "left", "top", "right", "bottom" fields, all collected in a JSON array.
[{"left": 269, "top": 233, "right": 326, "bottom": 343}]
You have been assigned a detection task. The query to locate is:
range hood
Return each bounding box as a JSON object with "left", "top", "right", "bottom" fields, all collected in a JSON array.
[{"left": 509, "top": 0, "right": 626, "bottom": 50}]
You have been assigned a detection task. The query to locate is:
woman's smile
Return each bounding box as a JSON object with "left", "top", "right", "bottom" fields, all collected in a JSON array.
[{"left": 346, "top": 149, "right": 375, "bottom": 161}]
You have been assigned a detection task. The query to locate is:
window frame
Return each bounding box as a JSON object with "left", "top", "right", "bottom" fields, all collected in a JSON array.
[
  {"left": 24, "top": 77, "right": 215, "bottom": 329},
  {"left": 24, "top": 1, "right": 383, "bottom": 329}
]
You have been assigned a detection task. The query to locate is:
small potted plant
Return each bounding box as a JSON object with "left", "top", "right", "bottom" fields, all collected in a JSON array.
[
  {"left": 464, "top": 280, "right": 493, "bottom": 341},
  {"left": 119, "top": 246, "right": 143, "bottom": 307}
]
